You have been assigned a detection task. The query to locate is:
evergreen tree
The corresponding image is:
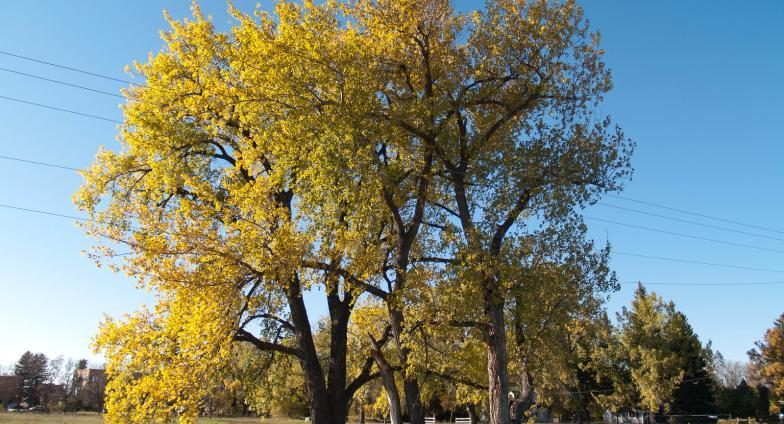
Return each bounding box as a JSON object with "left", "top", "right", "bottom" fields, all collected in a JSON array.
[
  {"left": 715, "top": 380, "right": 757, "bottom": 417},
  {"left": 670, "top": 323, "right": 716, "bottom": 414},
  {"left": 612, "top": 285, "right": 686, "bottom": 413},
  {"left": 756, "top": 385, "right": 770, "bottom": 419},
  {"left": 13, "top": 351, "right": 50, "bottom": 406},
  {"left": 598, "top": 285, "right": 715, "bottom": 415}
]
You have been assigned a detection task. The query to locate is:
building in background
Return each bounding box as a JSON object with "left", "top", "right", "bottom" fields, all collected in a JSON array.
[
  {"left": 73, "top": 368, "right": 106, "bottom": 411},
  {"left": 0, "top": 375, "right": 20, "bottom": 408}
]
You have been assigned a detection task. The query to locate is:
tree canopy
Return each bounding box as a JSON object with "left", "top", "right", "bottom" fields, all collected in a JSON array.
[{"left": 75, "top": 1, "right": 631, "bottom": 423}]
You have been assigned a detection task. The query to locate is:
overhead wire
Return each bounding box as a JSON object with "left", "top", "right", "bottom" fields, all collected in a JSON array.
[
  {"left": 620, "top": 281, "right": 784, "bottom": 286},
  {"left": 586, "top": 216, "right": 784, "bottom": 254},
  {"left": 0, "top": 94, "right": 122, "bottom": 123},
  {"left": 606, "top": 194, "right": 784, "bottom": 235},
  {"left": 0, "top": 154, "right": 80, "bottom": 171},
  {"left": 597, "top": 202, "right": 784, "bottom": 243},
  {"left": 0, "top": 66, "right": 124, "bottom": 98},
  {"left": 0, "top": 49, "right": 146, "bottom": 87},
  {"left": 613, "top": 251, "right": 784, "bottom": 273}
]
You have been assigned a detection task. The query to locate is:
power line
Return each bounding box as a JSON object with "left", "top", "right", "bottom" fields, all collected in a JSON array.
[
  {"left": 0, "top": 66, "right": 124, "bottom": 98},
  {"left": 0, "top": 95, "right": 122, "bottom": 123},
  {"left": 586, "top": 216, "right": 784, "bottom": 254},
  {"left": 621, "top": 281, "right": 784, "bottom": 286},
  {"left": 606, "top": 194, "right": 784, "bottom": 235},
  {"left": 0, "top": 154, "right": 80, "bottom": 171},
  {"left": 598, "top": 202, "right": 784, "bottom": 243},
  {"left": 0, "top": 49, "right": 146, "bottom": 87},
  {"left": 0, "top": 203, "right": 87, "bottom": 221},
  {"left": 613, "top": 250, "right": 784, "bottom": 273}
]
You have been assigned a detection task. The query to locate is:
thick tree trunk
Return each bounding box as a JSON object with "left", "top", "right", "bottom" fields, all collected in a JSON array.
[
  {"left": 287, "top": 284, "right": 334, "bottom": 424},
  {"left": 485, "top": 295, "right": 511, "bottom": 424},
  {"left": 404, "top": 378, "right": 425, "bottom": 424},
  {"left": 280, "top": 275, "right": 362, "bottom": 424},
  {"left": 369, "top": 342, "right": 403, "bottom": 424},
  {"left": 327, "top": 294, "right": 350, "bottom": 424}
]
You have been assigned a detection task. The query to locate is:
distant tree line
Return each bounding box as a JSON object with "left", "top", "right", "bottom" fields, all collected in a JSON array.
[
  {"left": 2, "top": 288, "right": 783, "bottom": 421},
  {"left": 0, "top": 352, "right": 105, "bottom": 412}
]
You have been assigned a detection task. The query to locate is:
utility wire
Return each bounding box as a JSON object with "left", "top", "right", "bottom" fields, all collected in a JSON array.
[
  {"left": 0, "top": 203, "right": 87, "bottom": 221},
  {"left": 586, "top": 216, "right": 784, "bottom": 254},
  {"left": 598, "top": 202, "right": 784, "bottom": 243},
  {"left": 613, "top": 250, "right": 784, "bottom": 273},
  {"left": 0, "top": 49, "right": 146, "bottom": 87},
  {"left": 621, "top": 281, "right": 784, "bottom": 286},
  {"left": 0, "top": 66, "right": 124, "bottom": 98},
  {"left": 0, "top": 154, "right": 80, "bottom": 171},
  {"left": 0, "top": 95, "right": 122, "bottom": 123},
  {"left": 607, "top": 194, "right": 784, "bottom": 235}
]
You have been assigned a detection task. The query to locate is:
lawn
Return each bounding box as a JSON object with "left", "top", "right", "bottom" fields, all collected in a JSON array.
[{"left": 0, "top": 412, "right": 303, "bottom": 423}]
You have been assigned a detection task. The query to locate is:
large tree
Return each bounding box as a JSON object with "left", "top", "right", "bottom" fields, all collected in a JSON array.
[
  {"left": 79, "top": 3, "right": 392, "bottom": 422},
  {"left": 76, "top": 1, "right": 629, "bottom": 424},
  {"left": 409, "top": 2, "right": 632, "bottom": 422}
]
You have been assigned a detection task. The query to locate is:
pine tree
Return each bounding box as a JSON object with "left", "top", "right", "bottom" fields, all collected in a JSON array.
[
  {"left": 13, "top": 351, "right": 49, "bottom": 406},
  {"left": 669, "top": 325, "right": 716, "bottom": 414}
]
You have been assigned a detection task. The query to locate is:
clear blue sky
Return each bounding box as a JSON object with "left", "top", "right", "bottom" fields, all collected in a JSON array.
[{"left": 1, "top": 1, "right": 782, "bottom": 367}]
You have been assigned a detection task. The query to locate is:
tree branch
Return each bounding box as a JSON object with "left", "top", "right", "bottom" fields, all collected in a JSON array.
[{"left": 234, "top": 328, "right": 301, "bottom": 358}]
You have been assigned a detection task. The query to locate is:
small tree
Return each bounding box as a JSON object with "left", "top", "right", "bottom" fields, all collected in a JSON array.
[
  {"left": 600, "top": 285, "right": 689, "bottom": 414},
  {"left": 749, "top": 312, "right": 784, "bottom": 414}
]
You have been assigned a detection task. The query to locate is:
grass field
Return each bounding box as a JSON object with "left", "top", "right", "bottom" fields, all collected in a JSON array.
[{"left": 0, "top": 412, "right": 303, "bottom": 423}]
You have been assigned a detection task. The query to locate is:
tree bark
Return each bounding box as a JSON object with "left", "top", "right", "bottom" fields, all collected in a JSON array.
[
  {"left": 485, "top": 294, "right": 511, "bottom": 424},
  {"left": 327, "top": 292, "right": 350, "bottom": 424},
  {"left": 369, "top": 337, "right": 403, "bottom": 424},
  {"left": 287, "top": 287, "right": 333, "bottom": 424},
  {"left": 404, "top": 378, "right": 425, "bottom": 424},
  {"left": 388, "top": 306, "right": 425, "bottom": 424}
]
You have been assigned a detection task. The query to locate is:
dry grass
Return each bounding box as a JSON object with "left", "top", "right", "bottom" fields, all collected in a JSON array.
[{"left": 0, "top": 412, "right": 304, "bottom": 423}]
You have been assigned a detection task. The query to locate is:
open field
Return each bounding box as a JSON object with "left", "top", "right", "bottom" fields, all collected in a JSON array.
[{"left": 0, "top": 412, "right": 304, "bottom": 424}]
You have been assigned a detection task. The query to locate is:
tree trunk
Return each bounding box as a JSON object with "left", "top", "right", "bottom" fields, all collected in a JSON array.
[
  {"left": 468, "top": 403, "right": 479, "bottom": 424},
  {"left": 388, "top": 306, "right": 425, "bottom": 424},
  {"left": 404, "top": 378, "right": 425, "bottom": 424},
  {"left": 287, "top": 285, "right": 333, "bottom": 424},
  {"left": 511, "top": 371, "right": 535, "bottom": 424},
  {"left": 327, "top": 293, "right": 350, "bottom": 424},
  {"left": 485, "top": 295, "right": 511, "bottom": 424},
  {"left": 369, "top": 343, "right": 403, "bottom": 424}
]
